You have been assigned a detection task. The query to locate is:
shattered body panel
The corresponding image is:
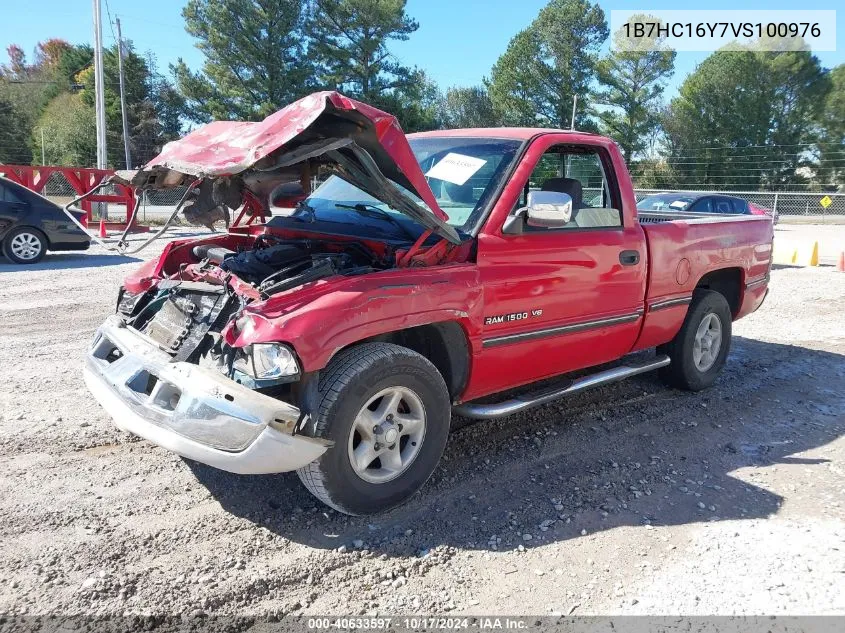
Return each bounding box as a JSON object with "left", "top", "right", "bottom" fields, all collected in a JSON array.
[{"left": 130, "top": 91, "right": 459, "bottom": 243}]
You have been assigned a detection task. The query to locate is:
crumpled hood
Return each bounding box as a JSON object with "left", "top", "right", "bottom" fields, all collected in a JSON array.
[{"left": 126, "top": 91, "right": 460, "bottom": 243}]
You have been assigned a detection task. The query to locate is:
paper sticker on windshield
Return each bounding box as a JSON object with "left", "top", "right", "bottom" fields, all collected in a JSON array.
[{"left": 425, "top": 153, "right": 487, "bottom": 185}]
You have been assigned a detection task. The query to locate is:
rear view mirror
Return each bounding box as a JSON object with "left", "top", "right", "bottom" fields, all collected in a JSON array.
[
  {"left": 502, "top": 190, "right": 575, "bottom": 234},
  {"left": 525, "top": 191, "right": 573, "bottom": 228}
]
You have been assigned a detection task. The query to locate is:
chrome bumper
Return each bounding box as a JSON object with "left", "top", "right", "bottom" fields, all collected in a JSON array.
[{"left": 85, "top": 315, "right": 329, "bottom": 474}]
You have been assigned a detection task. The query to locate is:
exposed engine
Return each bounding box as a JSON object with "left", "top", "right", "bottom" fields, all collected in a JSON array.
[
  {"left": 191, "top": 235, "right": 383, "bottom": 298},
  {"left": 114, "top": 236, "right": 388, "bottom": 390}
]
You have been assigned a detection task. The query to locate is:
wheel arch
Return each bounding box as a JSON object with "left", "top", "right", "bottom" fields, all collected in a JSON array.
[
  {"left": 694, "top": 267, "right": 743, "bottom": 317},
  {"left": 326, "top": 321, "right": 471, "bottom": 402}
]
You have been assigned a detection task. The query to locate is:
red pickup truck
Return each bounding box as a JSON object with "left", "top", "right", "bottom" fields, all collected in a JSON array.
[{"left": 84, "top": 92, "right": 773, "bottom": 515}]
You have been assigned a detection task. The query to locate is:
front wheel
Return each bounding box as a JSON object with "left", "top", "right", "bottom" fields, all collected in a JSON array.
[
  {"left": 659, "top": 289, "right": 732, "bottom": 391},
  {"left": 297, "top": 343, "right": 451, "bottom": 515}
]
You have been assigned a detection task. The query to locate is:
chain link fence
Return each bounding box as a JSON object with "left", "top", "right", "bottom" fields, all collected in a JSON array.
[
  {"left": 40, "top": 171, "right": 79, "bottom": 200},
  {"left": 33, "top": 171, "right": 129, "bottom": 219},
  {"left": 137, "top": 187, "right": 845, "bottom": 217},
  {"left": 142, "top": 188, "right": 189, "bottom": 206},
  {"left": 35, "top": 178, "right": 845, "bottom": 224},
  {"left": 18, "top": 170, "right": 124, "bottom": 201}
]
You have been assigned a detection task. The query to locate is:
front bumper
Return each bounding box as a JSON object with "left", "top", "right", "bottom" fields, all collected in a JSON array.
[{"left": 85, "top": 315, "right": 329, "bottom": 474}]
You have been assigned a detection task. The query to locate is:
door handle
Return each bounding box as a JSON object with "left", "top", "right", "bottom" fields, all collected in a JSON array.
[{"left": 619, "top": 250, "right": 640, "bottom": 266}]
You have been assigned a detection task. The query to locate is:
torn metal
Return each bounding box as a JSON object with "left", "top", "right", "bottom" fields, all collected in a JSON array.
[{"left": 120, "top": 91, "right": 460, "bottom": 244}]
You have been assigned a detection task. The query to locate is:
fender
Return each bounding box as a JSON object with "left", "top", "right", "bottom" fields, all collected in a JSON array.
[{"left": 225, "top": 264, "right": 484, "bottom": 372}]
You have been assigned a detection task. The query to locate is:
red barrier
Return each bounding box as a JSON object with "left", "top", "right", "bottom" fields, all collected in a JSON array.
[
  {"left": 0, "top": 164, "right": 267, "bottom": 231},
  {"left": 0, "top": 164, "right": 144, "bottom": 232},
  {"left": 231, "top": 189, "right": 269, "bottom": 227}
]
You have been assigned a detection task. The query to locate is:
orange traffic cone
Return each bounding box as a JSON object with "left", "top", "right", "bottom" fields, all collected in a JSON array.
[
  {"left": 837, "top": 251, "right": 845, "bottom": 272},
  {"left": 98, "top": 217, "right": 108, "bottom": 238}
]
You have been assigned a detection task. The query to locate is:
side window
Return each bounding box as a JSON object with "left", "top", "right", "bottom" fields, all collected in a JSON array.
[
  {"left": 520, "top": 146, "right": 622, "bottom": 230},
  {"left": 689, "top": 197, "right": 712, "bottom": 212},
  {"left": 712, "top": 198, "right": 733, "bottom": 214},
  {"left": 731, "top": 198, "right": 748, "bottom": 213},
  {"left": 1, "top": 185, "right": 23, "bottom": 204}
]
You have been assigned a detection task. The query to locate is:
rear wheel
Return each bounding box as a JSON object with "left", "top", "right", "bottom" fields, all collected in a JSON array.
[
  {"left": 297, "top": 343, "right": 451, "bottom": 515},
  {"left": 659, "top": 289, "right": 732, "bottom": 391},
  {"left": 3, "top": 227, "right": 47, "bottom": 264}
]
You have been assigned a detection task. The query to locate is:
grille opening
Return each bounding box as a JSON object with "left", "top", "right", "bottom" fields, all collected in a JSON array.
[
  {"left": 224, "top": 394, "right": 234, "bottom": 402},
  {"left": 91, "top": 336, "right": 122, "bottom": 364},
  {"left": 127, "top": 371, "right": 158, "bottom": 397},
  {"left": 151, "top": 382, "right": 182, "bottom": 411}
]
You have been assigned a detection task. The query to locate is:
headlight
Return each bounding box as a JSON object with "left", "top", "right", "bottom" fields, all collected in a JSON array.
[
  {"left": 252, "top": 343, "right": 300, "bottom": 378},
  {"left": 116, "top": 287, "right": 138, "bottom": 315},
  {"left": 233, "top": 343, "right": 300, "bottom": 380}
]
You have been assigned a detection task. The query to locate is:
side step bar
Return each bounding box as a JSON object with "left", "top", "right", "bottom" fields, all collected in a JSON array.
[{"left": 453, "top": 356, "right": 671, "bottom": 420}]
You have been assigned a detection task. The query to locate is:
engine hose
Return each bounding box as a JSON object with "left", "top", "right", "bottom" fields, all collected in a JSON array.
[
  {"left": 260, "top": 257, "right": 336, "bottom": 298},
  {"left": 60, "top": 179, "right": 200, "bottom": 255}
]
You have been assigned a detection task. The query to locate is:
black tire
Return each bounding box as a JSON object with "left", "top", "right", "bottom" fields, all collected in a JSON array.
[
  {"left": 3, "top": 227, "right": 47, "bottom": 264},
  {"left": 658, "top": 289, "right": 732, "bottom": 391},
  {"left": 297, "top": 342, "right": 451, "bottom": 515}
]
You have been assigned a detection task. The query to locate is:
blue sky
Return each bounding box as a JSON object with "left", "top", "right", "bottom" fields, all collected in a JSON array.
[{"left": 2, "top": 0, "right": 842, "bottom": 100}]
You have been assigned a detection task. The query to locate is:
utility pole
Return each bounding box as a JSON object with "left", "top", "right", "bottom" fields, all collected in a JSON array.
[
  {"left": 92, "top": 0, "right": 108, "bottom": 218},
  {"left": 40, "top": 128, "right": 45, "bottom": 165},
  {"left": 570, "top": 95, "right": 578, "bottom": 130},
  {"left": 116, "top": 17, "right": 132, "bottom": 170}
]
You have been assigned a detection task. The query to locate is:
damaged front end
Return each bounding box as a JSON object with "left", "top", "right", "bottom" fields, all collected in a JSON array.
[
  {"left": 84, "top": 312, "right": 330, "bottom": 474},
  {"left": 88, "top": 231, "right": 383, "bottom": 472},
  {"left": 114, "top": 231, "right": 387, "bottom": 388},
  {"left": 103, "top": 90, "right": 474, "bottom": 387},
  {"left": 117, "top": 90, "right": 461, "bottom": 247},
  {"left": 85, "top": 91, "right": 474, "bottom": 474}
]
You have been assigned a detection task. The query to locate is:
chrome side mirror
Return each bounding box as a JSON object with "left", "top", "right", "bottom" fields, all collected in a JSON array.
[
  {"left": 503, "top": 191, "right": 574, "bottom": 234},
  {"left": 525, "top": 191, "right": 573, "bottom": 227}
]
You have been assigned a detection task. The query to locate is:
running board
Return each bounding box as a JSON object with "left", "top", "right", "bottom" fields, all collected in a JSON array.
[{"left": 453, "top": 356, "right": 671, "bottom": 420}]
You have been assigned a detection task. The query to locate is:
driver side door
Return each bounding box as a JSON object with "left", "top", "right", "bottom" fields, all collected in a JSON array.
[{"left": 468, "top": 137, "right": 648, "bottom": 399}]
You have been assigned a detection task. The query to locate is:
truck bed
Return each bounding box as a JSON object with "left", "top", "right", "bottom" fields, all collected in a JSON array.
[{"left": 631, "top": 213, "right": 773, "bottom": 352}]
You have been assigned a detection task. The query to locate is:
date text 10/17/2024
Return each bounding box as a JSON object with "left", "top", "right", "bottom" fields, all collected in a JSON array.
[{"left": 307, "top": 617, "right": 528, "bottom": 630}]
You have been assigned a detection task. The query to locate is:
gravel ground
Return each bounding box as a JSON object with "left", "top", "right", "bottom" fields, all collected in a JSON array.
[{"left": 1, "top": 227, "right": 844, "bottom": 618}]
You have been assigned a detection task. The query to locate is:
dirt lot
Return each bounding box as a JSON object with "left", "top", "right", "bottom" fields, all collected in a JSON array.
[{"left": 1, "top": 226, "right": 844, "bottom": 618}]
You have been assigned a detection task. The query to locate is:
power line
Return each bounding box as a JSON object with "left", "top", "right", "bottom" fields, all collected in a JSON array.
[
  {"left": 103, "top": 0, "right": 118, "bottom": 45},
  {"left": 659, "top": 160, "right": 845, "bottom": 168},
  {"left": 664, "top": 141, "right": 845, "bottom": 150},
  {"left": 637, "top": 154, "right": 845, "bottom": 163}
]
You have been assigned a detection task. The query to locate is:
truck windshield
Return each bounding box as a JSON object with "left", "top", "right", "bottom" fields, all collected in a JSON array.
[{"left": 302, "top": 137, "right": 522, "bottom": 234}]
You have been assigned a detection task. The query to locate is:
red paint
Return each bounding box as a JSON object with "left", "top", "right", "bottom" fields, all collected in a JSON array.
[
  {"left": 230, "top": 190, "right": 269, "bottom": 227},
  {"left": 748, "top": 202, "right": 772, "bottom": 217},
  {"left": 222, "top": 264, "right": 484, "bottom": 372},
  {"left": 140, "top": 91, "right": 450, "bottom": 223},
  {"left": 461, "top": 133, "right": 647, "bottom": 398},
  {"left": 125, "top": 119, "right": 773, "bottom": 404},
  {"left": 641, "top": 218, "right": 773, "bottom": 307}
]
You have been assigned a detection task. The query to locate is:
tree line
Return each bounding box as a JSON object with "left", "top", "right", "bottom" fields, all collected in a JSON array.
[{"left": 0, "top": 0, "right": 842, "bottom": 191}]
